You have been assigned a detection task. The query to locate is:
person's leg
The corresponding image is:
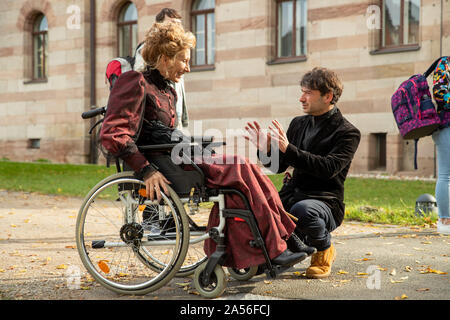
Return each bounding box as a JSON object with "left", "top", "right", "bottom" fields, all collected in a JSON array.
[
  {"left": 290, "top": 199, "right": 336, "bottom": 251},
  {"left": 433, "top": 126, "right": 450, "bottom": 234},
  {"left": 289, "top": 199, "right": 337, "bottom": 278}
]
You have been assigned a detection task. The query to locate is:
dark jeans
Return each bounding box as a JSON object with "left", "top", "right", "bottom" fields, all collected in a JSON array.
[{"left": 290, "top": 199, "right": 337, "bottom": 252}]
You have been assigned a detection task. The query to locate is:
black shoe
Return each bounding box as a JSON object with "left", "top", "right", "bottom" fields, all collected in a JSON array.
[
  {"left": 287, "top": 233, "right": 317, "bottom": 256},
  {"left": 272, "top": 249, "right": 307, "bottom": 267}
]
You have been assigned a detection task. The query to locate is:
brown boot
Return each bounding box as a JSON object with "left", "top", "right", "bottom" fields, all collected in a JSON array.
[{"left": 306, "top": 243, "right": 336, "bottom": 279}]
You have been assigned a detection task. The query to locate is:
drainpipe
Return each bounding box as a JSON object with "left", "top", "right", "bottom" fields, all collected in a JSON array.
[
  {"left": 89, "top": 0, "right": 97, "bottom": 164},
  {"left": 434, "top": 0, "right": 444, "bottom": 178}
]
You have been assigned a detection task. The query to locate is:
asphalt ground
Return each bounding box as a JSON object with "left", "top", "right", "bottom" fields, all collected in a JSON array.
[{"left": 0, "top": 190, "right": 448, "bottom": 310}]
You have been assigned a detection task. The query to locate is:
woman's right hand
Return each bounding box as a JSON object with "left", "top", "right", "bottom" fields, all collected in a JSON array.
[{"left": 144, "top": 171, "right": 171, "bottom": 202}]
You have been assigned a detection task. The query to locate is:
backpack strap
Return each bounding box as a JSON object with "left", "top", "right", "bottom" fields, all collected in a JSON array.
[
  {"left": 414, "top": 139, "right": 418, "bottom": 170},
  {"left": 424, "top": 56, "right": 445, "bottom": 78}
]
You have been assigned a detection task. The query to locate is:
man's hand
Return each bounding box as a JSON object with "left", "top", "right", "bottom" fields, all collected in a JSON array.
[
  {"left": 144, "top": 171, "right": 171, "bottom": 202},
  {"left": 269, "top": 120, "right": 289, "bottom": 153},
  {"left": 244, "top": 121, "right": 271, "bottom": 154}
]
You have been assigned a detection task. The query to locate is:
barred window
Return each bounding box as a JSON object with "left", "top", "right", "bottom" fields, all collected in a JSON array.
[{"left": 32, "top": 14, "right": 48, "bottom": 79}]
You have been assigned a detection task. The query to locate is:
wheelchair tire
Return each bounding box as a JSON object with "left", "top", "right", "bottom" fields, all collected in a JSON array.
[
  {"left": 76, "top": 172, "right": 190, "bottom": 295},
  {"left": 193, "top": 261, "right": 227, "bottom": 299},
  {"left": 227, "top": 266, "right": 259, "bottom": 281}
]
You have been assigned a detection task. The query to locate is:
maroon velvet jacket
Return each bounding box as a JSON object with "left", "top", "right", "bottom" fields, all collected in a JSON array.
[{"left": 100, "top": 69, "right": 177, "bottom": 173}]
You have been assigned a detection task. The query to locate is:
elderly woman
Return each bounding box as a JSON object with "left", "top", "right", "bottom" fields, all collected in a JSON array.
[{"left": 100, "top": 22, "right": 308, "bottom": 269}]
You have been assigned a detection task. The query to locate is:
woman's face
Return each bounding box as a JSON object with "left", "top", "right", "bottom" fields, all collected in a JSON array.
[{"left": 160, "top": 48, "right": 191, "bottom": 82}]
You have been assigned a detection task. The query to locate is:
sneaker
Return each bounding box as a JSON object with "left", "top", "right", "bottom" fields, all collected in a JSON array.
[
  {"left": 306, "top": 243, "right": 336, "bottom": 279},
  {"left": 437, "top": 220, "right": 450, "bottom": 235}
]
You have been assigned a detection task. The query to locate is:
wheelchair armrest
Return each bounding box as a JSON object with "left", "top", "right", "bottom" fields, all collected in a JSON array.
[
  {"left": 138, "top": 141, "right": 225, "bottom": 152},
  {"left": 138, "top": 143, "right": 191, "bottom": 152}
]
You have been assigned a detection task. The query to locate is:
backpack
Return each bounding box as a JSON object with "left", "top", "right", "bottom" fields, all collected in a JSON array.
[
  {"left": 105, "top": 42, "right": 145, "bottom": 90},
  {"left": 391, "top": 57, "right": 444, "bottom": 169},
  {"left": 432, "top": 56, "right": 450, "bottom": 128}
]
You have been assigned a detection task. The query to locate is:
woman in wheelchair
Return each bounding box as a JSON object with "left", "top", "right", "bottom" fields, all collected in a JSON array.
[{"left": 99, "top": 21, "right": 311, "bottom": 271}]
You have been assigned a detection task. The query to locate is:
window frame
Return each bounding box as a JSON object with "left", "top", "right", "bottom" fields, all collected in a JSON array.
[
  {"left": 372, "top": 0, "right": 421, "bottom": 54},
  {"left": 190, "top": 0, "right": 215, "bottom": 71},
  {"left": 117, "top": 2, "right": 138, "bottom": 57},
  {"left": 31, "top": 14, "right": 48, "bottom": 81},
  {"left": 272, "top": 0, "right": 307, "bottom": 64}
]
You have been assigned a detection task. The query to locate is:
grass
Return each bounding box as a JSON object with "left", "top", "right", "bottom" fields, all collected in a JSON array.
[{"left": 0, "top": 160, "right": 437, "bottom": 226}]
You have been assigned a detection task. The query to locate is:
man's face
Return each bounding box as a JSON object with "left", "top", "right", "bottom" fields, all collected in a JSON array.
[{"left": 299, "top": 87, "right": 332, "bottom": 116}]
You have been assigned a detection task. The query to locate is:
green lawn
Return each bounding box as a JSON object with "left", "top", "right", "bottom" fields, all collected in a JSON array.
[{"left": 0, "top": 160, "right": 437, "bottom": 226}]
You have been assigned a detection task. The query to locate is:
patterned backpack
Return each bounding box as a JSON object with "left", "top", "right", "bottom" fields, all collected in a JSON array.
[
  {"left": 391, "top": 57, "right": 444, "bottom": 169},
  {"left": 432, "top": 56, "right": 450, "bottom": 128}
]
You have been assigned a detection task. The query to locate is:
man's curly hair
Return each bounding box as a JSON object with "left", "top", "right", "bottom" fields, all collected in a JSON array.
[{"left": 300, "top": 67, "right": 343, "bottom": 105}]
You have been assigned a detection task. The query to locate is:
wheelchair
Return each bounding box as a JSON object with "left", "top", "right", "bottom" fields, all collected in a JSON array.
[{"left": 76, "top": 107, "right": 297, "bottom": 298}]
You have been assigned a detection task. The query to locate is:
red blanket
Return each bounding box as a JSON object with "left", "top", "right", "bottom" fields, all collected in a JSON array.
[{"left": 199, "top": 155, "right": 296, "bottom": 269}]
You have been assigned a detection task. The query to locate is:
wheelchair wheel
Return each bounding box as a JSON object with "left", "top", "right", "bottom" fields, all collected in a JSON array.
[
  {"left": 140, "top": 205, "right": 207, "bottom": 277},
  {"left": 76, "top": 172, "right": 189, "bottom": 295},
  {"left": 227, "top": 266, "right": 259, "bottom": 281},
  {"left": 193, "top": 261, "right": 226, "bottom": 299}
]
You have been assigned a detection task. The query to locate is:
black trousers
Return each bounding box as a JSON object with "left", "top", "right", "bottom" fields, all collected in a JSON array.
[{"left": 289, "top": 199, "right": 337, "bottom": 252}]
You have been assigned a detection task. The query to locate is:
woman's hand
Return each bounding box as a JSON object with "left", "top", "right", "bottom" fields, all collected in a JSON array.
[
  {"left": 144, "top": 171, "right": 171, "bottom": 202},
  {"left": 245, "top": 121, "right": 272, "bottom": 154}
]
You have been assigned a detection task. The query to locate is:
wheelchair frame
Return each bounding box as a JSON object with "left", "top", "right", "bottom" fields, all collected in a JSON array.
[{"left": 78, "top": 106, "right": 286, "bottom": 298}]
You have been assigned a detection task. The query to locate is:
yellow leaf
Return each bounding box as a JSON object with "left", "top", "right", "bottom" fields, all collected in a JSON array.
[
  {"left": 56, "top": 264, "right": 68, "bottom": 269},
  {"left": 420, "top": 267, "right": 447, "bottom": 275},
  {"left": 357, "top": 272, "right": 368, "bottom": 275},
  {"left": 390, "top": 279, "right": 404, "bottom": 283},
  {"left": 337, "top": 270, "right": 348, "bottom": 274},
  {"left": 264, "top": 280, "right": 272, "bottom": 284},
  {"left": 10, "top": 224, "right": 17, "bottom": 228}
]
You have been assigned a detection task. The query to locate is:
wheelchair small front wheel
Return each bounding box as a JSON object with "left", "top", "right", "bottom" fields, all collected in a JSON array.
[
  {"left": 193, "top": 261, "right": 226, "bottom": 299},
  {"left": 227, "top": 265, "right": 259, "bottom": 281}
]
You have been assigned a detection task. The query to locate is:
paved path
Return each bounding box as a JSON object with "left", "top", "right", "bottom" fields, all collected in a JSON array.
[{"left": 0, "top": 190, "right": 448, "bottom": 302}]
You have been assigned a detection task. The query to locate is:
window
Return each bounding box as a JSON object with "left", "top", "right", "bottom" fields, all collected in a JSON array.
[
  {"left": 32, "top": 14, "right": 48, "bottom": 80},
  {"left": 382, "top": 0, "right": 420, "bottom": 48},
  {"left": 118, "top": 2, "right": 138, "bottom": 57},
  {"left": 191, "top": 0, "right": 215, "bottom": 68},
  {"left": 276, "top": 0, "right": 307, "bottom": 60}
]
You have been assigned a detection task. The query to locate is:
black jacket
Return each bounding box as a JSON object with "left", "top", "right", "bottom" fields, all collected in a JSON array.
[{"left": 262, "top": 108, "right": 361, "bottom": 226}]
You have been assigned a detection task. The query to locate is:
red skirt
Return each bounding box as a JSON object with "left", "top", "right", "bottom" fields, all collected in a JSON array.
[{"left": 198, "top": 155, "right": 296, "bottom": 269}]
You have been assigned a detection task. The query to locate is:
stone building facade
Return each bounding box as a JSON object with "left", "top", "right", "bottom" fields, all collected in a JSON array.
[{"left": 0, "top": 0, "right": 448, "bottom": 177}]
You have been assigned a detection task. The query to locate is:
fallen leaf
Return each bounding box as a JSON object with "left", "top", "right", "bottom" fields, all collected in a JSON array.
[
  {"left": 56, "top": 264, "right": 68, "bottom": 270},
  {"left": 390, "top": 279, "right": 404, "bottom": 283},
  {"left": 263, "top": 280, "right": 272, "bottom": 284},
  {"left": 416, "top": 288, "right": 430, "bottom": 292},
  {"left": 337, "top": 270, "right": 348, "bottom": 275},
  {"left": 394, "top": 294, "right": 408, "bottom": 300},
  {"left": 357, "top": 272, "right": 368, "bottom": 276},
  {"left": 420, "top": 267, "right": 448, "bottom": 275},
  {"left": 390, "top": 269, "right": 397, "bottom": 276},
  {"left": 404, "top": 266, "right": 413, "bottom": 272}
]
